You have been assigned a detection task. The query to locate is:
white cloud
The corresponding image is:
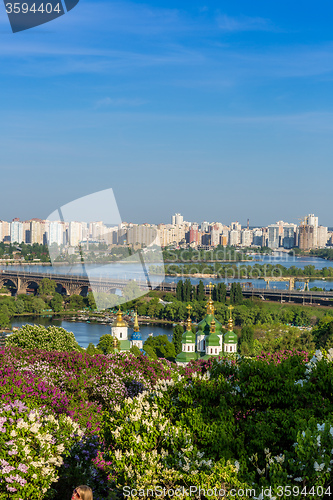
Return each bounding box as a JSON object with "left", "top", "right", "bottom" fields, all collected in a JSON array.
[
  {"left": 216, "top": 14, "right": 275, "bottom": 32},
  {"left": 95, "top": 97, "right": 146, "bottom": 108}
]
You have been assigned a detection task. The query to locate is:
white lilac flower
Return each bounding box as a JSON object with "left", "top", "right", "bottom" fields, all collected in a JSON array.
[
  {"left": 274, "top": 454, "right": 285, "bottom": 464},
  {"left": 317, "top": 423, "right": 325, "bottom": 432},
  {"left": 327, "top": 348, "right": 333, "bottom": 361},
  {"left": 315, "top": 350, "right": 323, "bottom": 361},
  {"left": 314, "top": 461, "right": 325, "bottom": 471},
  {"left": 294, "top": 477, "right": 302, "bottom": 482}
]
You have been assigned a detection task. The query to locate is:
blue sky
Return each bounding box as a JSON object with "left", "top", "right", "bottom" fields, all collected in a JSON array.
[{"left": 1, "top": 0, "right": 333, "bottom": 226}]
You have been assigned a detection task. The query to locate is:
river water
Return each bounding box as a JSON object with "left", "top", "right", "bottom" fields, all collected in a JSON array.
[
  {"left": 1, "top": 253, "right": 333, "bottom": 291},
  {"left": 10, "top": 317, "right": 174, "bottom": 349},
  {"left": 3, "top": 253, "right": 333, "bottom": 347}
]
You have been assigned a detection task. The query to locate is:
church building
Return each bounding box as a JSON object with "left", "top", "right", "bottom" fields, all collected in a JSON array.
[
  {"left": 176, "top": 284, "right": 238, "bottom": 365},
  {"left": 111, "top": 308, "right": 143, "bottom": 351}
]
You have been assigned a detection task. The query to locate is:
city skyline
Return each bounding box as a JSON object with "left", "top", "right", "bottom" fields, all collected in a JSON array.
[
  {"left": 1, "top": 1, "right": 333, "bottom": 225},
  {"left": 1, "top": 212, "right": 331, "bottom": 250}
]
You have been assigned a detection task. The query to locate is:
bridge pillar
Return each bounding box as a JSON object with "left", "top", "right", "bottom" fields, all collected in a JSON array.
[
  {"left": 65, "top": 284, "right": 77, "bottom": 296},
  {"left": 16, "top": 278, "right": 29, "bottom": 295}
]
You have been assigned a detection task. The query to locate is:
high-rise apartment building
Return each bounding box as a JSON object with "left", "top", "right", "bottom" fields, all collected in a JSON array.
[
  {"left": 241, "top": 229, "right": 252, "bottom": 247},
  {"left": 171, "top": 213, "right": 184, "bottom": 225},
  {"left": 267, "top": 224, "right": 280, "bottom": 249},
  {"left": 317, "top": 226, "right": 328, "bottom": 248},
  {"left": 189, "top": 225, "right": 199, "bottom": 245},
  {"left": 0, "top": 221, "right": 10, "bottom": 242},
  {"left": 229, "top": 230, "right": 240, "bottom": 246},
  {"left": 252, "top": 229, "right": 263, "bottom": 247},
  {"left": 48, "top": 221, "right": 65, "bottom": 246},
  {"left": 231, "top": 221, "right": 241, "bottom": 231},
  {"left": 69, "top": 222, "right": 83, "bottom": 247},
  {"left": 282, "top": 225, "right": 296, "bottom": 249},
  {"left": 30, "top": 219, "right": 45, "bottom": 245},
  {"left": 10, "top": 221, "right": 24, "bottom": 243}
]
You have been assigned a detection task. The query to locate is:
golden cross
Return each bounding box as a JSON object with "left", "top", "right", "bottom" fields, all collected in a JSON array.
[
  {"left": 207, "top": 282, "right": 213, "bottom": 295},
  {"left": 187, "top": 304, "right": 192, "bottom": 317},
  {"left": 228, "top": 304, "right": 234, "bottom": 318}
]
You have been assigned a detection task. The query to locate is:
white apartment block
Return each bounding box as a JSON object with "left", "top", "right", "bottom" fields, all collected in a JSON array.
[
  {"left": 241, "top": 229, "right": 253, "bottom": 247},
  {"left": 210, "top": 229, "right": 221, "bottom": 247},
  {"left": 10, "top": 221, "right": 24, "bottom": 244},
  {"left": 48, "top": 221, "right": 65, "bottom": 246},
  {"left": 0, "top": 221, "right": 10, "bottom": 242},
  {"left": 69, "top": 221, "right": 83, "bottom": 247},
  {"left": 30, "top": 220, "right": 46, "bottom": 245},
  {"left": 317, "top": 226, "right": 328, "bottom": 248},
  {"left": 158, "top": 224, "right": 186, "bottom": 247},
  {"left": 171, "top": 213, "right": 184, "bottom": 225},
  {"left": 229, "top": 230, "right": 240, "bottom": 246}
]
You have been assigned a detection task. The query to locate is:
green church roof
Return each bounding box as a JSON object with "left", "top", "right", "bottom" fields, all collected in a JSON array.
[
  {"left": 176, "top": 351, "right": 199, "bottom": 363},
  {"left": 119, "top": 339, "right": 131, "bottom": 351},
  {"left": 224, "top": 331, "right": 238, "bottom": 344},
  {"left": 197, "top": 314, "right": 223, "bottom": 335},
  {"left": 182, "top": 329, "right": 196, "bottom": 343},
  {"left": 206, "top": 332, "right": 221, "bottom": 347}
]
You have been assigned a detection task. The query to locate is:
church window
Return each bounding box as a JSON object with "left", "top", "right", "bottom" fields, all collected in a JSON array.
[
  {"left": 120, "top": 332, "right": 122, "bottom": 338},
  {"left": 215, "top": 348, "right": 217, "bottom": 354}
]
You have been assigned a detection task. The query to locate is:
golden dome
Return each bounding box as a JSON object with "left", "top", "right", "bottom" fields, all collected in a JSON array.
[
  {"left": 112, "top": 308, "right": 128, "bottom": 327},
  {"left": 206, "top": 282, "right": 215, "bottom": 315},
  {"left": 133, "top": 311, "right": 140, "bottom": 332}
]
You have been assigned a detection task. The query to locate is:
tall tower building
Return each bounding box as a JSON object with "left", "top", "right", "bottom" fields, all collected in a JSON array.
[
  {"left": 10, "top": 221, "right": 24, "bottom": 244},
  {"left": 69, "top": 222, "right": 83, "bottom": 247},
  {"left": 172, "top": 213, "right": 184, "bottom": 225}
]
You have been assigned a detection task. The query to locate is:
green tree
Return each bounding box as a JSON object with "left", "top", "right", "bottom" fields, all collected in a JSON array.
[
  {"left": 143, "top": 335, "right": 176, "bottom": 360},
  {"left": 122, "top": 281, "right": 141, "bottom": 302},
  {"left": 312, "top": 316, "right": 333, "bottom": 349},
  {"left": 5, "top": 324, "right": 80, "bottom": 351},
  {"left": 183, "top": 279, "right": 192, "bottom": 302},
  {"left": 38, "top": 278, "right": 56, "bottom": 297},
  {"left": 196, "top": 280, "right": 205, "bottom": 301},
  {"left": 216, "top": 283, "right": 227, "bottom": 303},
  {"left": 15, "top": 299, "right": 26, "bottom": 315},
  {"left": 87, "top": 292, "right": 97, "bottom": 310},
  {"left": 68, "top": 295, "right": 85, "bottom": 310},
  {"left": 0, "top": 311, "right": 10, "bottom": 329},
  {"left": 130, "top": 345, "right": 141, "bottom": 356},
  {"left": 239, "top": 325, "right": 254, "bottom": 355},
  {"left": 176, "top": 280, "right": 183, "bottom": 301},
  {"left": 86, "top": 342, "right": 103, "bottom": 356},
  {"left": 97, "top": 334, "right": 120, "bottom": 354},
  {"left": 32, "top": 297, "right": 46, "bottom": 314},
  {"left": 50, "top": 293, "right": 63, "bottom": 312},
  {"left": 172, "top": 324, "right": 183, "bottom": 356}
]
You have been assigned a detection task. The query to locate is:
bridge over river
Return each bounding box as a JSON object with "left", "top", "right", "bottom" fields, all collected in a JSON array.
[{"left": 0, "top": 270, "right": 333, "bottom": 306}]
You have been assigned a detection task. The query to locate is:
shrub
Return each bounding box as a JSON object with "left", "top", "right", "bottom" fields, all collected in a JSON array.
[
  {"left": 0, "top": 400, "right": 84, "bottom": 499},
  {"left": 6, "top": 325, "right": 80, "bottom": 352}
]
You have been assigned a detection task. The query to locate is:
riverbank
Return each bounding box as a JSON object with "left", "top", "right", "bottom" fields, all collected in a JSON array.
[{"left": 8, "top": 310, "right": 175, "bottom": 326}]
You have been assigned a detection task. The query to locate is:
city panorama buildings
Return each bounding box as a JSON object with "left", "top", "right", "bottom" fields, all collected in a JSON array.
[{"left": 0, "top": 212, "right": 331, "bottom": 251}]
